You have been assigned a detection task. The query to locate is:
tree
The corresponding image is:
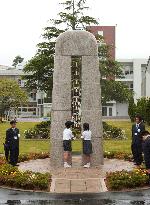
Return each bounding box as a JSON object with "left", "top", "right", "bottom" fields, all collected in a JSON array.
[
  {"left": 136, "top": 97, "right": 147, "bottom": 121},
  {"left": 0, "top": 79, "right": 28, "bottom": 118},
  {"left": 128, "top": 97, "right": 136, "bottom": 122},
  {"left": 146, "top": 98, "right": 150, "bottom": 125},
  {"left": 12, "top": 55, "right": 24, "bottom": 68},
  {"left": 23, "top": 0, "right": 132, "bottom": 104}
]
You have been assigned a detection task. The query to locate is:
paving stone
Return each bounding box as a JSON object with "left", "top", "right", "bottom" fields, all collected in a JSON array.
[
  {"left": 71, "top": 180, "right": 86, "bottom": 192},
  {"left": 18, "top": 156, "right": 135, "bottom": 193},
  {"left": 54, "top": 179, "right": 70, "bottom": 193},
  {"left": 86, "top": 179, "right": 101, "bottom": 192}
]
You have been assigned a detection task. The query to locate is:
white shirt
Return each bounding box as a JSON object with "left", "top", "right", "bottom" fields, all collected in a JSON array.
[
  {"left": 63, "top": 128, "right": 74, "bottom": 140},
  {"left": 82, "top": 130, "right": 92, "bottom": 140}
]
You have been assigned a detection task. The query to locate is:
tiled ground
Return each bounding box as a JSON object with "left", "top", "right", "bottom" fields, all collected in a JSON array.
[{"left": 19, "top": 156, "right": 135, "bottom": 193}]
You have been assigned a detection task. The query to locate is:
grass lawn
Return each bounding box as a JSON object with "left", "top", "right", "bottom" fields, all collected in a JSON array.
[
  {"left": 0, "top": 120, "right": 150, "bottom": 155},
  {"left": 0, "top": 122, "right": 50, "bottom": 154}
]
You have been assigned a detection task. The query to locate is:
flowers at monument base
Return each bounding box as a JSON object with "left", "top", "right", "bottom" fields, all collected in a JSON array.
[
  {"left": 104, "top": 151, "right": 133, "bottom": 161},
  {"left": 106, "top": 168, "right": 149, "bottom": 191},
  {"left": 0, "top": 164, "right": 51, "bottom": 191},
  {"left": 0, "top": 157, "right": 6, "bottom": 165},
  {"left": 18, "top": 152, "right": 49, "bottom": 162},
  {"left": 24, "top": 121, "right": 51, "bottom": 139}
]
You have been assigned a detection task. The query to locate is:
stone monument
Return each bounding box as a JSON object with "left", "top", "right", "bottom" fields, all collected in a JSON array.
[{"left": 50, "top": 30, "right": 103, "bottom": 168}]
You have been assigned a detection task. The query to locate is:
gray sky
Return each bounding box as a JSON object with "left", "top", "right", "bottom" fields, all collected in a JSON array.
[{"left": 0, "top": 0, "right": 150, "bottom": 66}]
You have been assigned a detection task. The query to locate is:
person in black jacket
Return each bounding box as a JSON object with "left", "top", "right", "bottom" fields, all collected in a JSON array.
[
  {"left": 141, "top": 130, "right": 150, "bottom": 173},
  {"left": 131, "top": 115, "right": 145, "bottom": 166},
  {"left": 5, "top": 120, "right": 20, "bottom": 166}
]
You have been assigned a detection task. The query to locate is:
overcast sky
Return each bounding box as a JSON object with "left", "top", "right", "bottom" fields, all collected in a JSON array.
[{"left": 0, "top": 0, "right": 150, "bottom": 66}]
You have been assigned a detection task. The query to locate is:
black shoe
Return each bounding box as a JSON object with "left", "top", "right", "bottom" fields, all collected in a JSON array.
[
  {"left": 9, "top": 163, "right": 18, "bottom": 167},
  {"left": 134, "top": 163, "right": 142, "bottom": 166}
]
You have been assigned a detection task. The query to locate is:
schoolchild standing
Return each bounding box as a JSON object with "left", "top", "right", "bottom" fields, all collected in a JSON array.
[
  {"left": 63, "top": 121, "right": 75, "bottom": 168},
  {"left": 81, "top": 123, "right": 92, "bottom": 168}
]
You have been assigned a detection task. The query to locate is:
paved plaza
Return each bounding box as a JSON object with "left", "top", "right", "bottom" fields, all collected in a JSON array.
[{"left": 19, "top": 156, "right": 135, "bottom": 193}]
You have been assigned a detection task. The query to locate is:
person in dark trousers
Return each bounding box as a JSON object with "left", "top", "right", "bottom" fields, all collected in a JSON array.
[
  {"left": 81, "top": 123, "right": 92, "bottom": 168},
  {"left": 63, "top": 121, "right": 76, "bottom": 168},
  {"left": 131, "top": 115, "right": 145, "bottom": 166},
  {"left": 141, "top": 131, "right": 150, "bottom": 170},
  {"left": 3, "top": 143, "right": 9, "bottom": 161},
  {"left": 5, "top": 120, "right": 20, "bottom": 166}
]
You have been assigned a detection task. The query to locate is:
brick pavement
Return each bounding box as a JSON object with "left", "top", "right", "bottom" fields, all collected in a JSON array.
[{"left": 19, "top": 155, "right": 135, "bottom": 193}]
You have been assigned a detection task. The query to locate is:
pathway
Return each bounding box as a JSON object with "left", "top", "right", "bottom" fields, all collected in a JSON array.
[{"left": 19, "top": 156, "right": 135, "bottom": 193}]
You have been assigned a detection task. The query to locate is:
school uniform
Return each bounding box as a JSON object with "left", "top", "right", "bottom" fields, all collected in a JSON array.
[
  {"left": 131, "top": 122, "right": 145, "bottom": 165},
  {"left": 5, "top": 128, "right": 20, "bottom": 166},
  {"left": 142, "top": 135, "right": 150, "bottom": 169},
  {"left": 82, "top": 130, "right": 92, "bottom": 155},
  {"left": 63, "top": 128, "right": 73, "bottom": 152}
]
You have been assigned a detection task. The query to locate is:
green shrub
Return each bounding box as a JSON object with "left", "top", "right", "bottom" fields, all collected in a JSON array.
[
  {"left": 72, "top": 127, "right": 81, "bottom": 138},
  {"left": 106, "top": 168, "right": 149, "bottom": 190},
  {"left": 24, "top": 121, "right": 51, "bottom": 139},
  {"left": 103, "top": 122, "right": 127, "bottom": 140},
  {"left": 128, "top": 97, "right": 150, "bottom": 125},
  {"left": 104, "top": 151, "right": 132, "bottom": 161},
  {"left": 0, "top": 164, "right": 51, "bottom": 191},
  {"left": 18, "top": 152, "right": 49, "bottom": 162}
]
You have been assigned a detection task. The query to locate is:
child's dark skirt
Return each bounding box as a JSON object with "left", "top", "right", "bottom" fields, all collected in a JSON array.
[
  {"left": 83, "top": 140, "right": 92, "bottom": 155},
  {"left": 63, "top": 140, "right": 72, "bottom": 152}
]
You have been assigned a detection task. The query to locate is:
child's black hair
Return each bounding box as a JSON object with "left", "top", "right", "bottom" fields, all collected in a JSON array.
[
  {"left": 65, "top": 121, "right": 72, "bottom": 129},
  {"left": 83, "top": 123, "right": 89, "bottom": 131}
]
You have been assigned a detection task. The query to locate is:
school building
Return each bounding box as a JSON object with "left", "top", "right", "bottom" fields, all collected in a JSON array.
[{"left": 0, "top": 65, "right": 52, "bottom": 118}]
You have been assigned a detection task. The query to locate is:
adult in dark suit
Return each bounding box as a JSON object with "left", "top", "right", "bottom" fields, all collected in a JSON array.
[
  {"left": 131, "top": 115, "right": 145, "bottom": 166},
  {"left": 141, "top": 131, "right": 150, "bottom": 171},
  {"left": 5, "top": 120, "right": 20, "bottom": 166}
]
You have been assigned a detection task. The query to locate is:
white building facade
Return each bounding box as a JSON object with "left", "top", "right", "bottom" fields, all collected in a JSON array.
[
  {"left": 0, "top": 65, "right": 52, "bottom": 118},
  {"left": 102, "top": 59, "right": 147, "bottom": 118}
]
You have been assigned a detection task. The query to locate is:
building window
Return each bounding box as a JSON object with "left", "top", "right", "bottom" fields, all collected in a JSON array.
[
  {"left": 30, "top": 92, "right": 36, "bottom": 101},
  {"left": 109, "top": 108, "right": 112, "bottom": 116},
  {"left": 102, "top": 107, "right": 107, "bottom": 116},
  {"left": 124, "top": 65, "right": 133, "bottom": 76},
  {"left": 22, "top": 108, "right": 27, "bottom": 112},
  {"left": 18, "top": 79, "right": 21, "bottom": 86},
  {"left": 130, "top": 83, "right": 133, "bottom": 90},
  {"left": 38, "top": 99, "right": 43, "bottom": 104}
]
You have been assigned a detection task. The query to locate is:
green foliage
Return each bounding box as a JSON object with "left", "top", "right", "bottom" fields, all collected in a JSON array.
[
  {"left": 106, "top": 168, "right": 149, "bottom": 191},
  {"left": 128, "top": 97, "right": 150, "bottom": 125},
  {"left": 104, "top": 151, "right": 133, "bottom": 161},
  {"left": 103, "top": 122, "right": 127, "bottom": 140},
  {"left": 136, "top": 97, "right": 147, "bottom": 120},
  {"left": 146, "top": 98, "right": 150, "bottom": 126},
  {"left": 0, "top": 79, "right": 28, "bottom": 116},
  {"left": 128, "top": 97, "right": 136, "bottom": 122},
  {"left": 18, "top": 152, "right": 49, "bottom": 162},
  {"left": 101, "top": 80, "right": 132, "bottom": 104},
  {"left": 0, "top": 164, "right": 51, "bottom": 191},
  {"left": 24, "top": 121, "right": 51, "bottom": 139},
  {"left": 0, "top": 153, "right": 50, "bottom": 190},
  {"left": 12, "top": 55, "right": 24, "bottom": 67},
  {"left": 54, "top": 0, "right": 98, "bottom": 30}
]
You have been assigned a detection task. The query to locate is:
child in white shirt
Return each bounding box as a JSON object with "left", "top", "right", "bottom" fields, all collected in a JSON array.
[
  {"left": 81, "top": 123, "right": 92, "bottom": 168},
  {"left": 63, "top": 121, "right": 75, "bottom": 168}
]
